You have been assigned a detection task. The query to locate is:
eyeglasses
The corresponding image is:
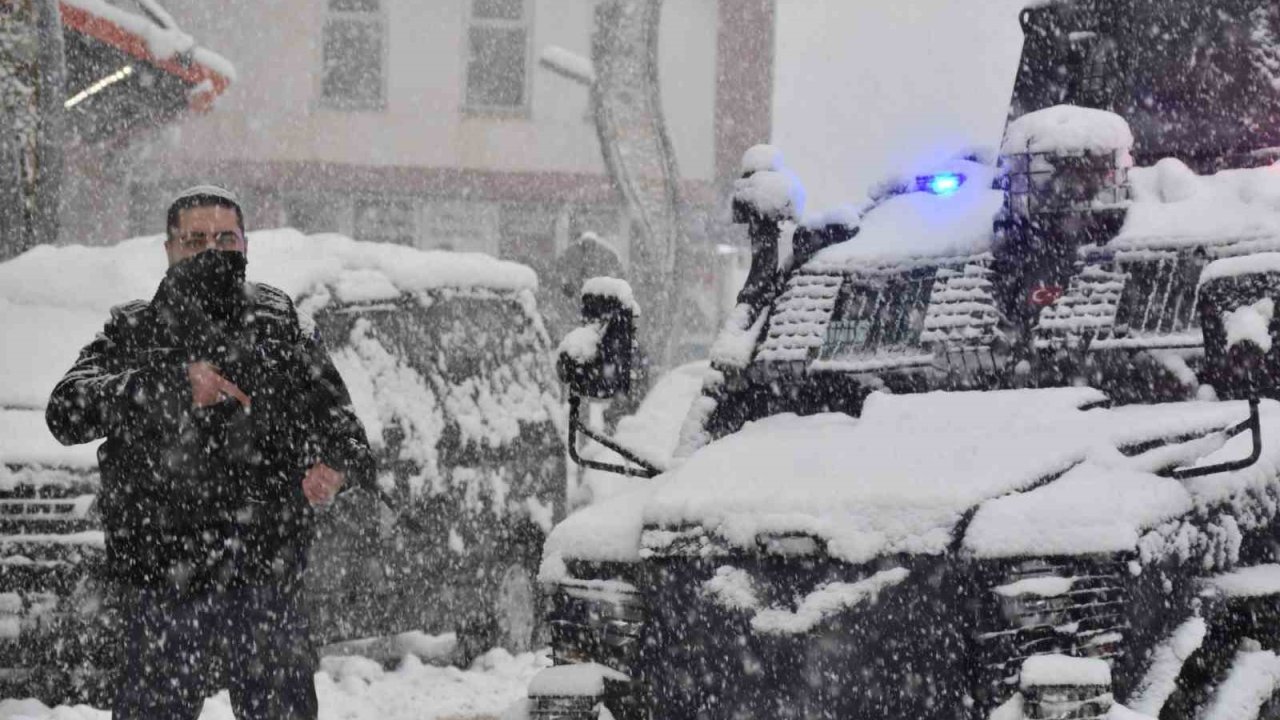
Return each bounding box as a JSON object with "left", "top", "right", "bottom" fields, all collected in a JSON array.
[{"left": 174, "top": 230, "right": 244, "bottom": 250}]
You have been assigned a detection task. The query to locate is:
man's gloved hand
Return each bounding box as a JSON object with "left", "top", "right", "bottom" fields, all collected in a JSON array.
[
  {"left": 188, "top": 361, "right": 251, "bottom": 409},
  {"left": 302, "top": 462, "right": 345, "bottom": 507}
]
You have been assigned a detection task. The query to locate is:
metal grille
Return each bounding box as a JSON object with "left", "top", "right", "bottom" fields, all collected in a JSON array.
[
  {"left": 546, "top": 577, "right": 647, "bottom": 719},
  {"left": 975, "top": 559, "right": 1129, "bottom": 697},
  {"left": 1000, "top": 150, "right": 1130, "bottom": 218},
  {"left": 819, "top": 268, "right": 935, "bottom": 359},
  {"left": 1113, "top": 253, "right": 1206, "bottom": 337}
]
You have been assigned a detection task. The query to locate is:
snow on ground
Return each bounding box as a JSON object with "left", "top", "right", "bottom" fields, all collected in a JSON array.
[{"left": 0, "top": 649, "right": 549, "bottom": 720}]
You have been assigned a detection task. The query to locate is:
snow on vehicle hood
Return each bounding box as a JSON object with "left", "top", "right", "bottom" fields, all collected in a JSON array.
[
  {"left": 805, "top": 160, "right": 1004, "bottom": 269},
  {"left": 0, "top": 229, "right": 536, "bottom": 409},
  {"left": 0, "top": 229, "right": 538, "bottom": 468},
  {"left": 542, "top": 388, "right": 1269, "bottom": 576},
  {"left": 1112, "top": 160, "right": 1280, "bottom": 252}
]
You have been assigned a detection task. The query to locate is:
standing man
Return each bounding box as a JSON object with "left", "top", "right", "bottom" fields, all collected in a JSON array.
[{"left": 46, "top": 186, "right": 374, "bottom": 719}]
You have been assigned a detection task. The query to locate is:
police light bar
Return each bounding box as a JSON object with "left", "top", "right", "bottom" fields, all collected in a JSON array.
[{"left": 916, "top": 173, "right": 966, "bottom": 196}]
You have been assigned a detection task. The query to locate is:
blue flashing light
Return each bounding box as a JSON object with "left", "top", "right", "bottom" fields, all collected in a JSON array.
[{"left": 916, "top": 173, "right": 966, "bottom": 196}]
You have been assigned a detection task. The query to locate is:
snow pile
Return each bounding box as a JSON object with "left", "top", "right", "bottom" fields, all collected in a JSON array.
[
  {"left": 806, "top": 160, "right": 1002, "bottom": 268},
  {"left": 964, "top": 398, "right": 1280, "bottom": 561},
  {"left": 1208, "top": 564, "right": 1280, "bottom": 598},
  {"left": 1019, "top": 654, "right": 1111, "bottom": 688},
  {"left": 733, "top": 145, "right": 806, "bottom": 218},
  {"left": 550, "top": 387, "right": 1275, "bottom": 568},
  {"left": 1127, "top": 617, "right": 1207, "bottom": 716},
  {"left": 1224, "top": 299, "right": 1275, "bottom": 353},
  {"left": 648, "top": 389, "right": 1110, "bottom": 563},
  {"left": 1199, "top": 646, "right": 1280, "bottom": 720},
  {"left": 580, "top": 277, "right": 639, "bottom": 315},
  {"left": 1115, "top": 161, "right": 1280, "bottom": 249},
  {"left": 0, "top": 648, "right": 549, "bottom": 720},
  {"left": 1001, "top": 105, "right": 1134, "bottom": 155},
  {"left": 963, "top": 461, "right": 1194, "bottom": 558}
]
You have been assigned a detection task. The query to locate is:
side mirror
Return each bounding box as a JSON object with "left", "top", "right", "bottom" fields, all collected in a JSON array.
[
  {"left": 556, "top": 277, "right": 659, "bottom": 479},
  {"left": 1165, "top": 262, "right": 1280, "bottom": 480},
  {"left": 1197, "top": 264, "right": 1280, "bottom": 400},
  {"left": 557, "top": 277, "right": 639, "bottom": 400}
]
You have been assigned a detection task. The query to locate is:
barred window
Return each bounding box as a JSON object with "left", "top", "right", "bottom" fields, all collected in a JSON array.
[
  {"left": 1113, "top": 252, "right": 1207, "bottom": 336},
  {"left": 321, "top": 0, "right": 384, "bottom": 110},
  {"left": 820, "top": 269, "right": 936, "bottom": 359},
  {"left": 465, "top": 0, "right": 531, "bottom": 111}
]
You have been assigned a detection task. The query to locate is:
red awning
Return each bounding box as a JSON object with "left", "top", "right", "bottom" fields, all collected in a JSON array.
[{"left": 59, "top": 0, "right": 232, "bottom": 112}]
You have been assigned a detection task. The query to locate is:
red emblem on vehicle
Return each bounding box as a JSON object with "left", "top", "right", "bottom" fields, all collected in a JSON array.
[{"left": 1030, "top": 285, "right": 1064, "bottom": 306}]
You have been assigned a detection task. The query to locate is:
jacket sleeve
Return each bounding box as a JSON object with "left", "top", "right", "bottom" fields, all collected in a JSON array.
[
  {"left": 46, "top": 311, "right": 187, "bottom": 446},
  {"left": 298, "top": 326, "right": 376, "bottom": 492}
]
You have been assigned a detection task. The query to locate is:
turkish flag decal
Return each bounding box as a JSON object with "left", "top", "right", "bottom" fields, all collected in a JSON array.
[{"left": 1030, "top": 285, "right": 1065, "bottom": 306}]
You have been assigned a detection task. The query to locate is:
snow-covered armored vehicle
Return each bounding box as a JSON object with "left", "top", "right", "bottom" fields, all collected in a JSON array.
[
  {"left": 527, "top": 2, "right": 1280, "bottom": 719},
  {"left": 0, "top": 230, "right": 566, "bottom": 703}
]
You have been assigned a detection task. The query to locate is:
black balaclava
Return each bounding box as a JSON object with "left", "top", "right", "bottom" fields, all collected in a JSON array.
[{"left": 154, "top": 250, "right": 249, "bottom": 348}]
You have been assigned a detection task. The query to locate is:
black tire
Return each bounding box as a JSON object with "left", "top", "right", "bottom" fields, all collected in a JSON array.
[
  {"left": 454, "top": 526, "right": 547, "bottom": 666},
  {"left": 1159, "top": 592, "right": 1280, "bottom": 720}
]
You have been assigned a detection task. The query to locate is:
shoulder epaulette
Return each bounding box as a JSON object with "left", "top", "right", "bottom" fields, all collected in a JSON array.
[
  {"left": 250, "top": 282, "right": 294, "bottom": 312},
  {"left": 107, "top": 299, "right": 151, "bottom": 322},
  {"left": 248, "top": 282, "right": 303, "bottom": 340}
]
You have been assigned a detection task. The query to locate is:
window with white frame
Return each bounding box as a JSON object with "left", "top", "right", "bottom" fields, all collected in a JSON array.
[
  {"left": 321, "top": 0, "right": 385, "bottom": 110},
  {"left": 465, "top": 0, "right": 531, "bottom": 111}
]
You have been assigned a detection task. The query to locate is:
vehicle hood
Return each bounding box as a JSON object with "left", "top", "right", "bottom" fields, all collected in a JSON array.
[{"left": 542, "top": 388, "right": 1279, "bottom": 577}]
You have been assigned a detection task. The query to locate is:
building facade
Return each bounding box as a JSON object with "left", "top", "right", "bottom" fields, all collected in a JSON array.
[{"left": 102, "top": 0, "right": 774, "bottom": 281}]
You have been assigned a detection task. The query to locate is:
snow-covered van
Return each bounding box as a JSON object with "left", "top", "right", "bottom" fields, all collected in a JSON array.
[
  {"left": 0, "top": 230, "right": 565, "bottom": 702},
  {"left": 525, "top": 4, "right": 1280, "bottom": 718}
]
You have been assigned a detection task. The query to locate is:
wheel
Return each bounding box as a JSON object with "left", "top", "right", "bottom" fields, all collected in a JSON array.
[
  {"left": 494, "top": 561, "right": 537, "bottom": 653},
  {"left": 454, "top": 529, "right": 547, "bottom": 666},
  {"left": 1155, "top": 578, "right": 1280, "bottom": 720}
]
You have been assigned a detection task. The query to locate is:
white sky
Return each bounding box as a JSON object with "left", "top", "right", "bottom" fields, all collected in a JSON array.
[{"left": 773, "top": 0, "right": 1031, "bottom": 213}]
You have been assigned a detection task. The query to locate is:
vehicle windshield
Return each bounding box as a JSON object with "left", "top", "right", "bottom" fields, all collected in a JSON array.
[{"left": 819, "top": 268, "right": 935, "bottom": 359}]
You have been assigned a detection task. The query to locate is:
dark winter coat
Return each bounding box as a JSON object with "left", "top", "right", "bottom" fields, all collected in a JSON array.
[{"left": 46, "top": 267, "right": 374, "bottom": 591}]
